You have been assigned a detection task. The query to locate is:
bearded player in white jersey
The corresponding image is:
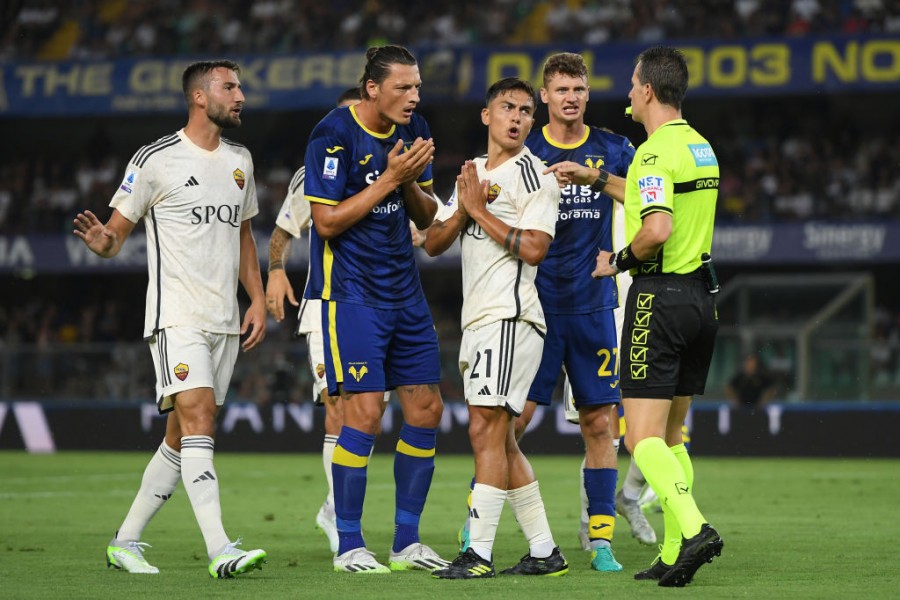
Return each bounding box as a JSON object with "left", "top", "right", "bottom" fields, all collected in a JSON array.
[
  {"left": 425, "top": 77, "right": 566, "bottom": 579},
  {"left": 73, "top": 60, "right": 268, "bottom": 579}
]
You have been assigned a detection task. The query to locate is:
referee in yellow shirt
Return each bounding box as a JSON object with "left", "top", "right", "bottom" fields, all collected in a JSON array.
[{"left": 592, "top": 46, "right": 723, "bottom": 588}]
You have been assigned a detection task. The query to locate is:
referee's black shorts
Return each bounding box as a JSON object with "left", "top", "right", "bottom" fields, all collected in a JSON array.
[{"left": 619, "top": 272, "right": 718, "bottom": 400}]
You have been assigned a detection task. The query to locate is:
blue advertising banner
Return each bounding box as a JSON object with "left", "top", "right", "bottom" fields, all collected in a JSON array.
[
  {"left": 1, "top": 35, "right": 897, "bottom": 117},
  {"left": 2, "top": 221, "right": 899, "bottom": 274}
]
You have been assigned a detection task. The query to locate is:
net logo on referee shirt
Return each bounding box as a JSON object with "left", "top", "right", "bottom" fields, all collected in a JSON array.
[{"left": 638, "top": 176, "right": 665, "bottom": 206}]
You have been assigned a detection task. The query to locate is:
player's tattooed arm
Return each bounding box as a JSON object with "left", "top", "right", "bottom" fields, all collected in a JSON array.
[
  {"left": 265, "top": 225, "right": 297, "bottom": 322},
  {"left": 267, "top": 226, "right": 292, "bottom": 272}
]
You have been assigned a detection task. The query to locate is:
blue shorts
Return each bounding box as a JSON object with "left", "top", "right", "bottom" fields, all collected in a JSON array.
[
  {"left": 321, "top": 298, "right": 441, "bottom": 395},
  {"left": 528, "top": 310, "right": 620, "bottom": 408}
]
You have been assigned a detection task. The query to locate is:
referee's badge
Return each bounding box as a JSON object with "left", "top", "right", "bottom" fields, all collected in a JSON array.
[{"left": 233, "top": 168, "right": 245, "bottom": 190}]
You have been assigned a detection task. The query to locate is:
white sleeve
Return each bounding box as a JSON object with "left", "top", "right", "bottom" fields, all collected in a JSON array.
[
  {"left": 109, "top": 160, "right": 154, "bottom": 223},
  {"left": 433, "top": 185, "right": 460, "bottom": 222},
  {"left": 517, "top": 171, "right": 559, "bottom": 238},
  {"left": 274, "top": 168, "right": 311, "bottom": 238}
]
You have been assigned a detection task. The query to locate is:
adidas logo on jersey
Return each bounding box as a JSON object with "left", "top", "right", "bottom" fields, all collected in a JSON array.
[
  {"left": 477, "top": 385, "right": 491, "bottom": 396},
  {"left": 184, "top": 176, "right": 199, "bottom": 187}
]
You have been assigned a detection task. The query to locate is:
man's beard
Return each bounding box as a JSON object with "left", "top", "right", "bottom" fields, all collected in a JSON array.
[{"left": 209, "top": 104, "right": 241, "bottom": 129}]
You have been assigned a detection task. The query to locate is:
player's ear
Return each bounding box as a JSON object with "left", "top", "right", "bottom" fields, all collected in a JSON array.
[
  {"left": 481, "top": 107, "right": 489, "bottom": 126},
  {"left": 192, "top": 87, "right": 207, "bottom": 110},
  {"left": 365, "top": 79, "right": 378, "bottom": 101},
  {"left": 539, "top": 87, "right": 549, "bottom": 104}
]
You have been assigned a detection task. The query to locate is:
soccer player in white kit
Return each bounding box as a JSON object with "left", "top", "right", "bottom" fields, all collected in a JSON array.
[
  {"left": 73, "top": 60, "right": 268, "bottom": 579},
  {"left": 425, "top": 77, "right": 566, "bottom": 579}
]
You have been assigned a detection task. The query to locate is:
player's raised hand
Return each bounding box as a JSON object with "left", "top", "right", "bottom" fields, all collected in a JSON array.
[
  {"left": 456, "top": 161, "right": 489, "bottom": 218},
  {"left": 73, "top": 210, "right": 117, "bottom": 256},
  {"left": 265, "top": 270, "right": 297, "bottom": 322},
  {"left": 387, "top": 137, "right": 435, "bottom": 184}
]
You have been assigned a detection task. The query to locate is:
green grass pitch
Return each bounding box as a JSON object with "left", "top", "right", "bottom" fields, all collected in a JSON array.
[{"left": 2, "top": 452, "right": 898, "bottom": 599}]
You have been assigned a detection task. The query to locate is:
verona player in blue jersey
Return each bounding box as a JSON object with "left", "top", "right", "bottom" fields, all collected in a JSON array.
[
  {"left": 525, "top": 52, "right": 636, "bottom": 573},
  {"left": 303, "top": 45, "right": 449, "bottom": 574}
]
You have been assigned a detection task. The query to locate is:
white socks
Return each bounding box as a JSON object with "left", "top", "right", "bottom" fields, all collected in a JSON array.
[
  {"left": 622, "top": 457, "right": 647, "bottom": 501},
  {"left": 181, "top": 435, "right": 229, "bottom": 558},
  {"left": 117, "top": 441, "right": 181, "bottom": 542},
  {"left": 507, "top": 481, "right": 555, "bottom": 559},
  {"left": 469, "top": 483, "right": 507, "bottom": 562},
  {"left": 323, "top": 434, "right": 337, "bottom": 509}
]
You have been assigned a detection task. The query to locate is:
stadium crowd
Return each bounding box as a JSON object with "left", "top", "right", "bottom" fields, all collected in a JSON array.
[
  {"left": 2, "top": 0, "right": 898, "bottom": 60},
  {"left": 1, "top": 119, "right": 897, "bottom": 236}
]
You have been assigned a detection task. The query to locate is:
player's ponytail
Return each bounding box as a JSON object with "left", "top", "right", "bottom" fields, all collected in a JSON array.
[{"left": 359, "top": 45, "right": 417, "bottom": 99}]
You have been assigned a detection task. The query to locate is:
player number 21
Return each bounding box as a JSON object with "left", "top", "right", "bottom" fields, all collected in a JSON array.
[
  {"left": 470, "top": 349, "right": 493, "bottom": 379},
  {"left": 597, "top": 347, "right": 619, "bottom": 377}
]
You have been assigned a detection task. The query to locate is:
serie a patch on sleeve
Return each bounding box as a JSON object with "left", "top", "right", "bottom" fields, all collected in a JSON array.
[
  {"left": 322, "top": 156, "right": 338, "bottom": 180},
  {"left": 119, "top": 170, "right": 137, "bottom": 194}
]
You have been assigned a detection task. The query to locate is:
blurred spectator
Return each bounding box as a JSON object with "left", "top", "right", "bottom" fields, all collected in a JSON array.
[
  {"left": 2, "top": 121, "right": 896, "bottom": 232},
  {"left": 726, "top": 354, "right": 777, "bottom": 409},
  {"left": 2, "top": 0, "right": 897, "bottom": 60}
]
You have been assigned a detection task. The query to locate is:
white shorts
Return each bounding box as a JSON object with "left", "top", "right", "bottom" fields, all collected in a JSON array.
[
  {"left": 149, "top": 327, "right": 239, "bottom": 414},
  {"left": 460, "top": 319, "right": 544, "bottom": 416},
  {"left": 305, "top": 332, "right": 390, "bottom": 405},
  {"left": 306, "top": 331, "right": 329, "bottom": 405}
]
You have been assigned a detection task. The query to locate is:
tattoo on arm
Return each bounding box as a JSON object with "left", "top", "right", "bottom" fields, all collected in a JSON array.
[
  {"left": 268, "top": 227, "right": 292, "bottom": 271},
  {"left": 504, "top": 227, "right": 523, "bottom": 257}
]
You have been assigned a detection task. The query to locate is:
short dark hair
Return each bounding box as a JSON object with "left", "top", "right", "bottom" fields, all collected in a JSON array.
[
  {"left": 635, "top": 46, "right": 688, "bottom": 110},
  {"left": 359, "top": 45, "right": 417, "bottom": 100},
  {"left": 336, "top": 87, "right": 361, "bottom": 105},
  {"left": 485, "top": 77, "right": 536, "bottom": 107},
  {"left": 542, "top": 52, "right": 588, "bottom": 88},
  {"left": 182, "top": 60, "right": 240, "bottom": 105}
]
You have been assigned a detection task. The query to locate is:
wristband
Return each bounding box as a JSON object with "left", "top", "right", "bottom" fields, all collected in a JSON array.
[
  {"left": 614, "top": 244, "right": 643, "bottom": 272},
  {"left": 591, "top": 169, "right": 609, "bottom": 193}
]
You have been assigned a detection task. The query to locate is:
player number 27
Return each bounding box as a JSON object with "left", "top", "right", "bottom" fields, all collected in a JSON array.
[
  {"left": 597, "top": 347, "right": 619, "bottom": 377},
  {"left": 470, "top": 349, "right": 493, "bottom": 379}
]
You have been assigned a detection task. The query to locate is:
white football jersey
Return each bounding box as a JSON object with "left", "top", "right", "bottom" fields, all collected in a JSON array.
[
  {"left": 438, "top": 147, "right": 559, "bottom": 331},
  {"left": 274, "top": 166, "right": 320, "bottom": 335},
  {"left": 612, "top": 198, "right": 632, "bottom": 342},
  {"left": 110, "top": 129, "right": 259, "bottom": 339}
]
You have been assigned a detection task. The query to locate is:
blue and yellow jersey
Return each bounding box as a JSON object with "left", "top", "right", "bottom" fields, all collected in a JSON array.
[
  {"left": 303, "top": 105, "right": 434, "bottom": 308},
  {"left": 525, "top": 125, "right": 634, "bottom": 314}
]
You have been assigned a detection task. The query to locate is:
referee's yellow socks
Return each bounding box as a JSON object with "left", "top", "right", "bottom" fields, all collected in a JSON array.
[{"left": 633, "top": 437, "right": 705, "bottom": 542}]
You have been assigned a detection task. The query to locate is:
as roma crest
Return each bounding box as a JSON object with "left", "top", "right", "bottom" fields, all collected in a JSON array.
[
  {"left": 233, "top": 168, "right": 245, "bottom": 190},
  {"left": 487, "top": 183, "right": 501, "bottom": 203},
  {"left": 173, "top": 363, "right": 189, "bottom": 381}
]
